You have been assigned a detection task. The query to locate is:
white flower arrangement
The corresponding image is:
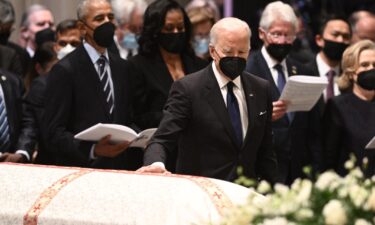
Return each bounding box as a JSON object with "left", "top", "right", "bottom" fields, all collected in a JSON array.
[{"left": 222, "top": 157, "right": 375, "bottom": 225}]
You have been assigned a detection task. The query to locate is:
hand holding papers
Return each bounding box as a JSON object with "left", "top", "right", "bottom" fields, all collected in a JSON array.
[
  {"left": 279, "top": 75, "right": 328, "bottom": 112},
  {"left": 74, "top": 123, "right": 157, "bottom": 148}
]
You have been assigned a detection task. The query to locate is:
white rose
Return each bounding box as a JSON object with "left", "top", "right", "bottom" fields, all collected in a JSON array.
[
  {"left": 355, "top": 219, "right": 372, "bottom": 225},
  {"left": 274, "top": 184, "right": 289, "bottom": 196},
  {"left": 349, "top": 185, "right": 369, "bottom": 208},
  {"left": 296, "top": 180, "right": 312, "bottom": 204},
  {"left": 323, "top": 200, "right": 347, "bottom": 225},
  {"left": 316, "top": 171, "right": 341, "bottom": 191},
  {"left": 261, "top": 217, "right": 289, "bottom": 225},
  {"left": 257, "top": 180, "right": 271, "bottom": 194},
  {"left": 365, "top": 188, "right": 375, "bottom": 211}
]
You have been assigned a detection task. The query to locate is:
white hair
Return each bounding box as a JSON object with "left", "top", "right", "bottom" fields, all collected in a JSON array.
[
  {"left": 111, "top": 0, "right": 148, "bottom": 26},
  {"left": 77, "top": 0, "right": 110, "bottom": 21},
  {"left": 20, "top": 4, "right": 50, "bottom": 27},
  {"left": 209, "top": 17, "right": 251, "bottom": 46},
  {"left": 259, "top": 1, "right": 297, "bottom": 31}
]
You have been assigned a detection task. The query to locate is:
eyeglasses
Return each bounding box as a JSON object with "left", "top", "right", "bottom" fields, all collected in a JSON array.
[{"left": 266, "top": 31, "right": 296, "bottom": 42}]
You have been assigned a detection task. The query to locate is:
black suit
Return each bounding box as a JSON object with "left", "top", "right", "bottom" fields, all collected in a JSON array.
[
  {"left": 129, "top": 52, "right": 207, "bottom": 130},
  {"left": 0, "top": 45, "right": 23, "bottom": 77},
  {"left": 144, "top": 65, "right": 277, "bottom": 184},
  {"left": 0, "top": 69, "right": 24, "bottom": 153},
  {"left": 43, "top": 44, "right": 140, "bottom": 169},
  {"left": 246, "top": 50, "right": 321, "bottom": 184},
  {"left": 16, "top": 76, "right": 53, "bottom": 164}
]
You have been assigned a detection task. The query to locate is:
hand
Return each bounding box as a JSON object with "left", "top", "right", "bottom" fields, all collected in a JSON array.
[
  {"left": 272, "top": 100, "right": 288, "bottom": 121},
  {"left": 0, "top": 153, "right": 27, "bottom": 163},
  {"left": 94, "top": 135, "right": 130, "bottom": 158},
  {"left": 136, "top": 164, "right": 171, "bottom": 174}
]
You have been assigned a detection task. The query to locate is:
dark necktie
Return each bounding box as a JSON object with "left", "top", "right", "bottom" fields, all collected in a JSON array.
[
  {"left": 127, "top": 49, "right": 133, "bottom": 59},
  {"left": 274, "top": 64, "right": 286, "bottom": 94},
  {"left": 326, "top": 70, "right": 335, "bottom": 100},
  {"left": 97, "top": 55, "right": 114, "bottom": 115},
  {"left": 274, "top": 64, "right": 294, "bottom": 122},
  {"left": 0, "top": 95, "right": 10, "bottom": 152},
  {"left": 226, "top": 82, "right": 243, "bottom": 146}
]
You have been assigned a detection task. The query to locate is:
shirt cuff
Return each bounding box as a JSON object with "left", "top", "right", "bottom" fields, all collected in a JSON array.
[
  {"left": 15, "top": 150, "right": 30, "bottom": 161},
  {"left": 89, "top": 144, "right": 98, "bottom": 160}
]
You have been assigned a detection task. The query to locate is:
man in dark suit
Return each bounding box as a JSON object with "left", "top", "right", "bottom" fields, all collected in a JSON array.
[
  {"left": 43, "top": 0, "right": 140, "bottom": 169},
  {"left": 138, "top": 17, "right": 277, "bottom": 184},
  {"left": 245, "top": 1, "right": 321, "bottom": 185},
  {"left": 0, "top": 69, "right": 25, "bottom": 162},
  {"left": 306, "top": 15, "right": 351, "bottom": 115}
]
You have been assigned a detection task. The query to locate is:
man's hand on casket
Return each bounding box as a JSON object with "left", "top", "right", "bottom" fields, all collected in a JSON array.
[
  {"left": 136, "top": 164, "right": 171, "bottom": 174},
  {"left": 0, "top": 153, "right": 27, "bottom": 163},
  {"left": 94, "top": 135, "right": 130, "bottom": 158}
]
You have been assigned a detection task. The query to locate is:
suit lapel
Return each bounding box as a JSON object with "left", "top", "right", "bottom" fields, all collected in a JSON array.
[
  {"left": 77, "top": 46, "right": 112, "bottom": 120},
  {"left": 241, "top": 74, "right": 257, "bottom": 148},
  {"left": 203, "top": 66, "right": 241, "bottom": 150}
]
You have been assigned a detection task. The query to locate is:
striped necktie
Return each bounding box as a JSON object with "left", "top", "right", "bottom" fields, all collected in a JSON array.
[
  {"left": 97, "top": 55, "right": 114, "bottom": 115},
  {"left": 0, "top": 95, "right": 10, "bottom": 151}
]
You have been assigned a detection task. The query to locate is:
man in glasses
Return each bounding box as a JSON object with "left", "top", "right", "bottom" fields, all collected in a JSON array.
[{"left": 245, "top": 1, "right": 321, "bottom": 185}]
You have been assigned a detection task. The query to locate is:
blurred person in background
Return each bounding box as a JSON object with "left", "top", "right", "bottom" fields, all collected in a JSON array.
[
  {"left": 15, "top": 41, "right": 57, "bottom": 164},
  {"left": 349, "top": 11, "right": 375, "bottom": 43},
  {"left": 19, "top": 4, "right": 54, "bottom": 57},
  {"left": 306, "top": 15, "right": 351, "bottom": 115},
  {"left": 129, "top": 0, "right": 208, "bottom": 172},
  {"left": 0, "top": 0, "right": 30, "bottom": 77},
  {"left": 323, "top": 39, "right": 375, "bottom": 177},
  {"left": 54, "top": 19, "right": 81, "bottom": 60},
  {"left": 110, "top": 0, "right": 148, "bottom": 59},
  {"left": 186, "top": 2, "right": 216, "bottom": 60}
]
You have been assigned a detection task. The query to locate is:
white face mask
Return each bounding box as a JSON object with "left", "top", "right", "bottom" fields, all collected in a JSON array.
[{"left": 57, "top": 44, "right": 76, "bottom": 60}]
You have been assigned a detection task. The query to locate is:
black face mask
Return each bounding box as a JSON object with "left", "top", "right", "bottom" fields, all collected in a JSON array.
[
  {"left": 83, "top": 22, "right": 115, "bottom": 48},
  {"left": 0, "top": 32, "right": 11, "bottom": 45},
  {"left": 266, "top": 43, "right": 292, "bottom": 62},
  {"left": 218, "top": 56, "right": 247, "bottom": 80},
  {"left": 357, "top": 69, "right": 375, "bottom": 90},
  {"left": 322, "top": 39, "right": 349, "bottom": 61},
  {"left": 158, "top": 32, "right": 186, "bottom": 54}
]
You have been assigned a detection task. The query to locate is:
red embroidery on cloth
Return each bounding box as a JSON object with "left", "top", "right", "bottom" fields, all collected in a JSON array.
[{"left": 23, "top": 170, "right": 91, "bottom": 225}]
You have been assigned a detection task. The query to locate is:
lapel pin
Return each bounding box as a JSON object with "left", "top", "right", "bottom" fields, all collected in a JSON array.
[
  {"left": 1, "top": 76, "right": 6, "bottom": 81},
  {"left": 249, "top": 93, "right": 254, "bottom": 97}
]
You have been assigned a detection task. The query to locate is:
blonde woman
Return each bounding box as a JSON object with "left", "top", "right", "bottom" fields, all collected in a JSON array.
[{"left": 323, "top": 39, "right": 375, "bottom": 177}]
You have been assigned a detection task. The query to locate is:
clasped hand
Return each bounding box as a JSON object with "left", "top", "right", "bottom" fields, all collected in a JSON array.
[{"left": 94, "top": 135, "right": 130, "bottom": 158}]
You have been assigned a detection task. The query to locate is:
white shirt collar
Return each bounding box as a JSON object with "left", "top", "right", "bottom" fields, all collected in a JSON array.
[
  {"left": 316, "top": 53, "right": 340, "bottom": 77},
  {"left": 261, "top": 46, "right": 287, "bottom": 71},
  {"left": 83, "top": 41, "right": 109, "bottom": 64}
]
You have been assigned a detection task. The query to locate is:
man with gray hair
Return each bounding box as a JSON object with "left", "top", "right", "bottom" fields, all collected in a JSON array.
[
  {"left": 110, "top": 0, "right": 148, "bottom": 59},
  {"left": 43, "top": 0, "right": 141, "bottom": 169},
  {"left": 138, "top": 17, "right": 277, "bottom": 184},
  {"left": 19, "top": 4, "right": 54, "bottom": 57},
  {"left": 349, "top": 10, "right": 375, "bottom": 43},
  {"left": 246, "top": 1, "right": 321, "bottom": 185}
]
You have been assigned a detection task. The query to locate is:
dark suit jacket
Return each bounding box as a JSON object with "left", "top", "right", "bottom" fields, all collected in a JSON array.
[
  {"left": 0, "top": 45, "right": 23, "bottom": 77},
  {"left": 43, "top": 44, "right": 140, "bottom": 169},
  {"left": 16, "top": 76, "right": 52, "bottom": 164},
  {"left": 128, "top": 52, "right": 207, "bottom": 130},
  {"left": 0, "top": 69, "right": 24, "bottom": 152},
  {"left": 246, "top": 50, "right": 321, "bottom": 183},
  {"left": 144, "top": 65, "right": 277, "bottom": 184}
]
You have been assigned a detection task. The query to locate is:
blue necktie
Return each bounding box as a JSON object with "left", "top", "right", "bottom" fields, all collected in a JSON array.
[
  {"left": 97, "top": 55, "right": 114, "bottom": 115},
  {"left": 274, "top": 64, "right": 286, "bottom": 94},
  {"left": 0, "top": 95, "right": 10, "bottom": 152},
  {"left": 226, "top": 82, "right": 243, "bottom": 146},
  {"left": 274, "top": 64, "right": 294, "bottom": 122}
]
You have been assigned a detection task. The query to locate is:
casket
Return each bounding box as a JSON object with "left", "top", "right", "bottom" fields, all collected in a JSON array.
[{"left": 0, "top": 163, "right": 257, "bottom": 225}]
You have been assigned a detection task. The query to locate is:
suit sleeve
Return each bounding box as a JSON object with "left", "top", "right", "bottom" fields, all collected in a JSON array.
[
  {"left": 255, "top": 81, "right": 278, "bottom": 184},
  {"left": 16, "top": 78, "right": 44, "bottom": 156},
  {"left": 143, "top": 80, "right": 192, "bottom": 165},
  {"left": 42, "top": 64, "right": 92, "bottom": 165}
]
